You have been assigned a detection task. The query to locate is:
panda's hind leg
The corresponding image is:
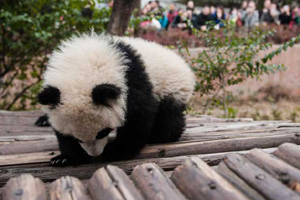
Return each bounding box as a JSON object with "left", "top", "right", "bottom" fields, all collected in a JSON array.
[{"left": 148, "top": 96, "right": 186, "bottom": 144}]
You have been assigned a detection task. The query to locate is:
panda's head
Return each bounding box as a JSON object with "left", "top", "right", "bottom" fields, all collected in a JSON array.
[{"left": 37, "top": 34, "right": 128, "bottom": 157}]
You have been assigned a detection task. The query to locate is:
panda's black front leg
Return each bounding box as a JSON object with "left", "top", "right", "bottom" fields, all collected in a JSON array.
[
  {"left": 101, "top": 128, "right": 150, "bottom": 161},
  {"left": 35, "top": 114, "right": 51, "bottom": 127},
  {"left": 101, "top": 88, "right": 158, "bottom": 161},
  {"left": 50, "top": 131, "right": 91, "bottom": 167}
]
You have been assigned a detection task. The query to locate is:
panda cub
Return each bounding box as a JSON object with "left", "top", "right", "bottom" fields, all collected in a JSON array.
[{"left": 37, "top": 33, "right": 195, "bottom": 166}]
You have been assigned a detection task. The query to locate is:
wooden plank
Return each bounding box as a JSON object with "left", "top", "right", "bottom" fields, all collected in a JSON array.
[
  {"left": 2, "top": 174, "right": 46, "bottom": 200},
  {"left": 0, "top": 111, "right": 43, "bottom": 117},
  {"left": 0, "top": 148, "right": 276, "bottom": 186},
  {"left": 223, "top": 153, "right": 300, "bottom": 200},
  {"left": 49, "top": 176, "right": 88, "bottom": 200},
  {"left": 217, "top": 162, "right": 266, "bottom": 200},
  {"left": 131, "top": 163, "right": 185, "bottom": 200},
  {"left": 181, "top": 130, "right": 297, "bottom": 142},
  {"left": 171, "top": 157, "right": 249, "bottom": 200},
  {"left": 0, "top": 151, "right": 59, "bottom": 166},
  {"left": 138, "top": 134, "right": 300, "bottom": 159},
  {"left": 106, "top": 165, "right": 145, "bottom": 200},
  {"left": 246, "top": 148, "right": 300, "bottom": 193},
  {"left": 0, "top": 139, "right": 58, "bottom": 155},
  {"left": 274, "top": 143, "right": 300, "bottom": 169},
  {"left": 0, "top": 127, "right": 291, "bottom": 157},
  {"left": 88, "top": 167, "right": 124, "bottom": 200}
]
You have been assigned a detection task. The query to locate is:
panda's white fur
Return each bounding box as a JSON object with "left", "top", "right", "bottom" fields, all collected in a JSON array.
[
  {"left": 116, "top": 36, "right": 195, "bottom": 104},
  {"left": 41, "top": 33, "right": 194, "bottom": 157}
]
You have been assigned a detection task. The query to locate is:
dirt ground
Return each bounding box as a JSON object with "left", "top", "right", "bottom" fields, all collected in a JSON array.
[{"left": 189, "top": 95, "right": 300, "bottom": 122}]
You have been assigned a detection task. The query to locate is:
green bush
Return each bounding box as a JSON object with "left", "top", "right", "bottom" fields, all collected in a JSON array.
[
  {"left": 181, "top": 21, "right": 300, "bottom": 117},
  {"left": 0, "top": 0, "right": 110, "bottom": 110}
]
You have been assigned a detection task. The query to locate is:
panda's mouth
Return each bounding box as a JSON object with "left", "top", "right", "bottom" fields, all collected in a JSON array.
[{"left": 79, "top": 137, "right": 109, "bottom": 157}]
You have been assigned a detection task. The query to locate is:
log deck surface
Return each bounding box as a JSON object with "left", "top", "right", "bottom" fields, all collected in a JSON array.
[{"left": 1, "top": 111, "right": 300, "bottom": 200}]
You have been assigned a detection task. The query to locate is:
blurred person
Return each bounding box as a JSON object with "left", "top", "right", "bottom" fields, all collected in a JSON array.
[
  {"left": 186, "top": 1, "right": 194, "bottom": 11},
  {"left": 150, "top": 1, "right": 158, "bottom": 12},
  {"left": 244, "top": 1, "right": 259, "bottom": 28},
  {"left": 172, "top": 10, "right": 193, "bottom": 31},
  {"left": 260, "top": 0, "right": 274, "bottom": 24},
  {"left": 212, "top": 6, "right": 226, "bottom": 28},
  {"left": 167, "top": 4, "right": 177, "bottom": 27},
  {"left": 195, "top": 5, "right": 212, "bottom": 30},
  {"left": 229, "top": 8, "right": 238, "bottom": 23},
  {"left": 239, "top": 0, "right": 248, "bottom": 25},
  {"left": 290, "top": 6, "right": 300, "bottom": 28},
  {"left": 210, "top": 6, "right": 216, "bottom": 16},
  {"left": 279, "top": 5, "right": 291, "bottom": 25},
  {"left": 270, "top": 3, "right": 280, "bottom": 24},
  {"left": 142, "top": 3, "right": 152, "bottom": 15}
]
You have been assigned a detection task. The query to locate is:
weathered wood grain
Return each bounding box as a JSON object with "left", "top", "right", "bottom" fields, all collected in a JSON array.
[
  {"left": 88, "top": 167, "right": 123, "bottom": 200},
  {"left": 217, "top": 162, "right": 266, "bottom": 200},
  {"left": 138, "top": 134, "right": 300, "bottom": 159},
  {"left": 0, "top": 151, "right": 59, "bottom": 166},
  {"left": 0, "top": 139, "right": 58, "bottom": 155},
  {"left": 106, "top": 165, "right": 145, "bottom": 200},
  {"left": 0, "top": 147, "right": 276, "bottom": 186},
  {"left": 246, "top": 148, "right": 300, "bottom": 192},
  {"left": 171, "top": 157, "right": 249, "bottom": 200},
  {"left": 131, "top": 163, "right": 185, "bottom": 200},
  {"left": 49, "top": 176, "right": 88, "bottom": 200},
  {"left": 1, "top": 124, "right": 290, "bottom": 157},
  {"left": 274, "top": 143, "right": 300, "bottom": 169},
  {"left": 88, "top": 165, "right": 143, "bottom": 200},
  {"left": 223, "top": 153, "right": 300, "bottom": 200},
  {"left": 2, "top": 174, "right": 46, "bottom": 200}
]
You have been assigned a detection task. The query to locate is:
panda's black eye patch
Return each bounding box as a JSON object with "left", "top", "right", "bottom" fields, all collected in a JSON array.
[
  {"left": 37, "top": 86, "right": 60, "bottom": 106},
  {"left": 92, "top": 84, "right": 121, "bottom": 106},
  {"left": 96, "top": 128, "right": 112, "bottom": 139}
]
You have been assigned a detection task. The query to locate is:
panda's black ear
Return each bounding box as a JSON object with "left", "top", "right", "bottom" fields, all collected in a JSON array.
[
  {"left": 92, "top": 84, "right": 121, "bottom": 106},
  {"left": 37, "top": 86, "right": 61, "bottom": 106}
]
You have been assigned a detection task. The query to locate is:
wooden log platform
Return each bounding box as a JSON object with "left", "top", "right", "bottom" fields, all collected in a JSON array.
[{"left": 2, "top": 111, "right": 300, "bottom": 200}]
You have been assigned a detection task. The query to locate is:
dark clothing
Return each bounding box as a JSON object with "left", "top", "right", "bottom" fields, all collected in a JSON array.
[
  {"left": 212, "top": 12, "right": 226, "bottom": 27},
  {"left": 279, "top": 13, "right": 291, "bottom": 25},
  {"left": 195, "top": 13, "right": 213, "bottom": 29},
  {"left": 260, "top": 11, "right": 274, "bottom": 23}
]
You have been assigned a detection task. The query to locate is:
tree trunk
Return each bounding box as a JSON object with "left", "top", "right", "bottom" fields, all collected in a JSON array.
[{"left": 107, "top": 0, "right": 140, "bottom": 36}]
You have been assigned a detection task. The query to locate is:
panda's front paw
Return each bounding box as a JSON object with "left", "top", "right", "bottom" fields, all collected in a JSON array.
[
  {"left": 50, "top": 155, "right": 83, "bottom": 167},
  {"left": 35, "top": 115, "right": 50, "bottom": 127}
]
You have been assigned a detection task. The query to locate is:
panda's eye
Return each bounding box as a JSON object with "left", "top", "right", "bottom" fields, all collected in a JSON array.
[{"left": 96, "top": 128, "right": 112, "bottom": 139}]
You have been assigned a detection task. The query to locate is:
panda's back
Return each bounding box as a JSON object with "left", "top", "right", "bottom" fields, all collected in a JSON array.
[{"left": 119, "top": 37, "right": 195, "bottom": 104}]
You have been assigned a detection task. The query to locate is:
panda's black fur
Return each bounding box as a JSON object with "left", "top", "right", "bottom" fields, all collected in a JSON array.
[{"left": 37, "top": 39, "right": 187, "bottom": 166}]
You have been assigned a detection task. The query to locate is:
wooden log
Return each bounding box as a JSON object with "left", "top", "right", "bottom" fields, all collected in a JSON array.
[
  {"left": 105, "top": 165, "right": 145, "bottom": 200},
  {"left": 49, "top": 176, "right": 88, "bottom": 200},
  {"left": 131, "top": 163, "right": 185, "bottom": 200},
  {"left": 171, "top": 157, "right": 249, "bottom": 200},
  {"left": 223, "top": 153, "right": 300, "bottom": 200},
  {"left": 2, "top": 174, "right": 46, "bottom": 200},
  {"left": 138, "top": 134, "right": 300, "bottom": 159},
  {"left": 181, "top": 130, "right": 296, "bottom": 142},
  {"left": 246, "top": 148, "right": 300, "bottom": 192},
  {"left": 0, "top": 151, "right": 59, "bottom": 166},
  {"left": 0, "top": 148, "right": 276, "bottom": 186},
  {"left": 88, "top": 165, "right": 143, "bottom": 200},
  {"left": 274, "top": 143, "right": 300, "bottom": 169},
  {"left": 216, "top": 162, "right": 266, "bottom": 200},
  {"left": 88, "top": 167, "right": 123, "bottom": 200},
  {"left": 0, "top": 139, "right": 58, "bottom": 155},
  {"left": 1, "top": 127, "right": 291, "bottom": 157}
]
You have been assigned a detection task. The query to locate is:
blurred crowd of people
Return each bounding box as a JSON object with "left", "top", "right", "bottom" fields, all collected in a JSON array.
[{"left": 140, "top": 0, "right": 300, "bottom": 31}]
